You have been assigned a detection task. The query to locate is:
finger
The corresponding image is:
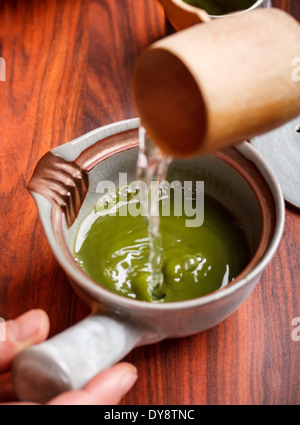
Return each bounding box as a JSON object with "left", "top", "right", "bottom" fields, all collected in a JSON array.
[
  {"left": 48, "top": 362, "right": 138, "bottom": 405},
  {"left": 0, "top": 309, "right": 50, "bottom": 373},
  {"left": 0, "top": 372, "right": 16, "bottom": 402}
]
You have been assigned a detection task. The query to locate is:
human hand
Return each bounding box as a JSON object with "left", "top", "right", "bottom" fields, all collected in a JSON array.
[{"left": 0, "top": 309, "right": 137, "bottom": 405}]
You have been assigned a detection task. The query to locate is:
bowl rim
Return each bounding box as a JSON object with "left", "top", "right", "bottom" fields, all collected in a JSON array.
[
  {"left": 31, "top": 118, "right": 285, "bottom": 312},
  {"left": 178, "top": 0, "right": 267, "bottom": 19}
]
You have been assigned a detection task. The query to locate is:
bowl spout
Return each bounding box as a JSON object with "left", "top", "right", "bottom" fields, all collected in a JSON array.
[{"left": 28, "top": 152, "right": 89, "bottom": 227}]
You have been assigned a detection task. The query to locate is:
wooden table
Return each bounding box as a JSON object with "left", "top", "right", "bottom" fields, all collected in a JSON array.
[{"left": 0, "top": 0, "right": 299, "bottom": 405}]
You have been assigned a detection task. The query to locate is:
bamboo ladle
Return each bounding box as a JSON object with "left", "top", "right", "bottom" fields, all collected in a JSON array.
[{"left": 133, "top": 8, "right": 300, "bottom": 157}]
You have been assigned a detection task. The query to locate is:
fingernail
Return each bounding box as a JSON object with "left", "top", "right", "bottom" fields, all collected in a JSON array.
[
  {"left": 119, "top": 366, "right": 138, "bottom": 393},
  {"left": 8, "top": 310, "right": 43, "bottom": 344}
]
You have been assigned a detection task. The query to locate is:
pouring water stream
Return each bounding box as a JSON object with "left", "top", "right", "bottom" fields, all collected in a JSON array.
[{"left": 136, "top": 127, "right": 172, "bottom": 297}]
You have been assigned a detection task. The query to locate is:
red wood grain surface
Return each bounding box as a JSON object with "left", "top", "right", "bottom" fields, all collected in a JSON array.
[{"left": 0, "top": 0, "right": 299, "bottom": 405}]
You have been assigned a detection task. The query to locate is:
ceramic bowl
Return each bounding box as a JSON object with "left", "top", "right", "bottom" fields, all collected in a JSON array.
[{"left": 12, "top": 118, "right": 284, "bottom": 403}]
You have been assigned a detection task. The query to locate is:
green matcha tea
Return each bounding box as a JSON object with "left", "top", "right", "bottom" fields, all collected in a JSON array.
[
  {"left": 74, "top": 188, "right": 250, "bottom": 303},
  {"left": 183, "top": 0, "right": 256, "bottom": 15}
]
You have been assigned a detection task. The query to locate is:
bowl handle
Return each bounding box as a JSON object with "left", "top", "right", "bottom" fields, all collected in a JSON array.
[{"left": 11, "top": 313, "right": 141, "bottom": 404}]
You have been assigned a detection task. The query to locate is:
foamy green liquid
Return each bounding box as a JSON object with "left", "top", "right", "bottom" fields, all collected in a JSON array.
[{"left": 74, "top": 192, "right": 250, "bottom": 303}]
